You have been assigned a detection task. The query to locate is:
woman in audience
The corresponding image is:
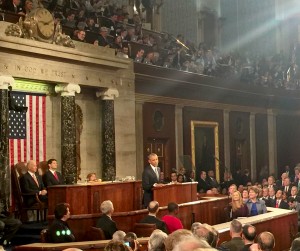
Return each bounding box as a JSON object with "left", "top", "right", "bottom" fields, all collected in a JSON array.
[
  {"left": 104, "top": 241, "right": 130, "bottom": 251},
  {"left": 246, "top": 186, "right": 267, "bottom": 216},
  {"left": 177, "top": 174, "right": 184, "bottom": 183},
  {"left": 230, "top": 191, "right": 249, "bottom": 219},
  {"left": 86, "top": 172, "right": 97, "bottom": 182}
]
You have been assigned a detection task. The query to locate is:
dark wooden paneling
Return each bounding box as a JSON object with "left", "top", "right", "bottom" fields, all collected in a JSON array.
[
  {"left": 182, "top": 107, "right": 224, "bottom": 180},
  {"left": 229, "top": 111, "right": 250, "bottom": 175},
  {"left": 277, "top": 115, "right": 300, "bottom": 176},
  {"left": 143, "top": 103, "right": 176, "bottom": 176},
  {"left": 255, "top": 114, "right": 269, "bottom": 181}
]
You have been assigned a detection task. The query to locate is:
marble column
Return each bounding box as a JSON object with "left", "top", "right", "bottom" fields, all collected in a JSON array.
[
  {"left": 267, "top": 109, "right": 277, "bottom": 176},
  {"left": 55, "top": 83, "right": 81, "bottom": 184},
  {"left": 0, "top": 74, "right": 14, "bottom": 212},
  {"left": 96, "top": 88, "right": 119, "bottom": 181}
]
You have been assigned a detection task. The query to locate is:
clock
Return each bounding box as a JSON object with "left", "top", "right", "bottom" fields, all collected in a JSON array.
[{"left": 25, "top": 8, "right": 55, "bottom": 42}]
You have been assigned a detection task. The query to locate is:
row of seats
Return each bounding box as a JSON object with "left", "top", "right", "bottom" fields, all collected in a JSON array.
[{"left": 40, "top": 223, "right": 157, "bottom": 242}]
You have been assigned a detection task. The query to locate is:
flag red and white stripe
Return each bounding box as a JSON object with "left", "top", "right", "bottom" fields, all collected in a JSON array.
[{"left": 9, "top": 94, "right": 46, "bottom": 166}]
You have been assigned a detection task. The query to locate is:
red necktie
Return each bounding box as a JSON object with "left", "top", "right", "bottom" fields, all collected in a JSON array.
[
  {"left": 54, "top": 171, "right": 59, "bottom": 181},
  {"left": 276, "top": 201, "right": 279, "bottom": 208}
]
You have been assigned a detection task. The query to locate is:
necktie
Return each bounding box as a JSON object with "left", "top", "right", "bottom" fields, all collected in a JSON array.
[
  {"left": 53, "top": 171, "right": 59, "bottom": 181},
  {"left": 155, "top": 168, "right": 159, "bottom": 180},
  {"left": 32, "top": 174, "right": 39, "bottom": 187},
  {"left": 276, "top": 200, "right": 279, "bottom": 208},
  {"left": 285, "top": 186, "right": 288, "bottom": 192}
]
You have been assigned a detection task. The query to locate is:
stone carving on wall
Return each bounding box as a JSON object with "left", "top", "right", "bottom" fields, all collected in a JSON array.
[{"left": 5, "top": 10, "right": 75, "bottom": 48}]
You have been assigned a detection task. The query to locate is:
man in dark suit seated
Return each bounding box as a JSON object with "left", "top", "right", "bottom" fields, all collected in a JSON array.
[
  {"left": 48, "top": 203, "right": 75, "bottom": 243},
  {"left": 96, "top": 200, "right": 118, "bottom": 239},
  {"left": 1, "top": 0, "right": 24, "bottom": 14},
  {"left": 220, "top": 219, "right": 244, "bottom": 251},
  {"left": 197, "top": 171, "right": 212, "bottom": 193},
  {"left": 19, "top": 160, "right": 48, "bottom": 207},
  {"left": 0, "top": 213, "right": 22, "bottom": 247},
  {"left": 43, "top": 159, "right": 64, "bottom": 188},
  {"left": 272, "top": 189, "right": 289, "bottom": 209},
  {"left": 142, "top": 153, "right": 164, "bottom": 208},
  {"left": 139, "top": 201, "right": 168, "bottom": 234}
]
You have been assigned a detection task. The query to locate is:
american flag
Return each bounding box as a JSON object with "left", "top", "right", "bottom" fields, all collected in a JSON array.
[{"left": 9, "top": 92, "right": 46, "bottom": 166}]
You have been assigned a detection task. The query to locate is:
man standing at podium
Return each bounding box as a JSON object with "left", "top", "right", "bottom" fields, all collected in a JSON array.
[{"left": 142, "top": 153, "right": 163, "bottom": 208}]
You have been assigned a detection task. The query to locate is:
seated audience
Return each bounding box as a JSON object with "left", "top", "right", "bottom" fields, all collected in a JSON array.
[
  {"left": 148, "top": 229, "right": 168, "bottom": 251},
  {"left": 173, "top": 236, "right": 211, "bottom": 251},
  {"left": 61, "top": 11, "right": 77, "bottom": 29},
  {"left": 241, "top": 224, "right": 256, "bottom": 251},
  {"left": 134, "top": 49, "right": 144, "bottom": 63},
  {"left": 20, "top": 160, "right": 48, "bottom": 207},
  {"left": 229, "top": 191, "right": 249, "bottom": 219},
  {"left": 257, "top": 231, "right": 275, "bottom": 251},
  {"left": 290, "top": 237, "right": 300, "bottom": 251},
  {"left": 73, "top": 30, "right": 86, "bottom": 42},
  {"left": 164, "top": 229, "right": 194, "bottom": 251},
  {"left": 96, "top": 27, "right": 112, "bottom": 47},
  {"left": 272, "top": 189, "right": 289, "bottom": 209},
  {"left": 48, "top": 203, "right": 75, "bottom": 243},
  {"left": 139, "top": 201, "right": 168, "bottom": 233},
  {"left": 246, "top": 186, "right": 267, "bottom": 216},
  {"left": 0, "top": 214, "right": 21, "bottom": 247},
  {"left": 96, "top": 200, "right": 118, "bottom": 239},
  {"left": 162, "top": 202, "right": 183, "bottom": 233},
  {"left": 242, "top": 189, "right": 249, "bottom": 203},
  {"left": 290, "top": 186, "right": 300, "bottom": 202},
  {"left": 22, "top": 0, "right": 33, "bottom": 15},
  {"left": 123, "top": 232, "right": 139, "bottom": 251},
  {"left": 260, "top": 187, "right": 272, "bottom": 207},
  {"left": 177, "top": 174, "right": 184, "bottom": 183},
  {"left": 104, "top": 241, "right": 130, "bottom": 251},
  {"left": 112, "top": 230, "right": 125, "bottom": 242},
  {"left": 206, "top": 170, "right": 219, "bottom": 189},
  {"left": 1, "top": 0, "right": 24, "bottom": 14},
  {"left": 170, "top": 171, "right": 178, "bottom": 183},
  {"left": 220, "top": 219, "right": 244, "bottom": 251},
  {"left": 191, "top": 222, "right": 202, "bottom": 235},
  {"left": 197, "top": 171, "right": 212, "bottom": 193},
  {"left": 86, "top": 172, "right": 97, "bottom": 182},
  {"left": 43, "top": 159, "right": 64, "bottom": 187}
]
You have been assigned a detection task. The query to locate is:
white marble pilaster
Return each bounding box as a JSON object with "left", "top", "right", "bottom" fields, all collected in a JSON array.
[
  {"left": 267, "top": 109, "right": 277, "bottom": 176},
  {"left": 96, "top": 88, "right": 119, "bottom": 100},
  {"left": 223, "top": 109, "right": 230, "bottom": 171},
  {"left": 249, "top": 112, "right": 256, "bottom": 181},
  {"left": 0, "top": 74, "right": 14, "bottom": 89},
  {"left": 55, "top": 83, "right": 81, "bottom": 96},
  {"left": 135, "top": 101, "right": 144, "bottom": 180},
  {"left": 175, "top": 105, "right": 184, "bottom": 169}
]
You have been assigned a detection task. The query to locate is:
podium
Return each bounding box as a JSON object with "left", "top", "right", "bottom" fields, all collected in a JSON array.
[{"left": 152, "top": 182, "right": 198, "bottom": 207}]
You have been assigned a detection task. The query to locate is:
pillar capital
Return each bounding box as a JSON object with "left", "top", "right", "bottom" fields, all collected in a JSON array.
[
  {"left": 0, "top": 74, "right": 14, "bottom": 89},
  {"left": 96, "top": 88, "right": 119, "bottom": 100},
  {"left": 55, "top": 83, "right": 81, "bottom": 96}
]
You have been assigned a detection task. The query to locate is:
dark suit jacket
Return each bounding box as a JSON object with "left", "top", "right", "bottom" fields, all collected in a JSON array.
[
  {"left": 270, "top": 199, "right": 289, "bottom": 209},
  {"left": 281, "top": 185, "right": 292, "bottom": 197},
  {"left": 2, "top": 0, "right": 23, "bottom": 13},
  {"left": 20, "top": 172, "right": 48, "bottom": 206},
  {"left": 142, "top": 165, "right": 160, "bottom": 208},
  {"left": 221, "top": 237, "right": 244, "bottom": 251},
  {"left": 197, "top": 178, "right": 211, "bottom": 192},
  {"left": 48, "top": 219, "right": 75, "bottom": 243},
  {"left": 96, "top": 214, "right": 117, "bottom": 240},
  {"left": 43, "top": 170, "right": 64, "bottom": 187},
  {"left": 139, "top": 215, "right": 168, "bottom": 234}
]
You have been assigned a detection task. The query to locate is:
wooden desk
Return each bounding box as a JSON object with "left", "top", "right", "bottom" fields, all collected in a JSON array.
[
  {"left": 214, "top": 207, "right": 298, "bottom": 251},
  {"left": 153, "top": 182, "right": 198, "bottom": 207},
  {"left": 47, "top": 181, "right": 143, "bottom": 215},
  {"left": 14, "top": 207, "right": 297, "bottom": 251}
]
